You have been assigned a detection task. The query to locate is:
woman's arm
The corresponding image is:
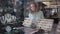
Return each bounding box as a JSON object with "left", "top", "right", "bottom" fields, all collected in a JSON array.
[{"left": 40, "top": 11, "right": 44, "bottom": 19}]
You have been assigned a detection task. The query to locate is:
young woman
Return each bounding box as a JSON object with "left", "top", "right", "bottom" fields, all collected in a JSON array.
[
  {"left": 28, "top": 2, "right": 44, "bottom": 23},
  {"left": 24, "top": 2, "right": 45, "bottom": 34}
]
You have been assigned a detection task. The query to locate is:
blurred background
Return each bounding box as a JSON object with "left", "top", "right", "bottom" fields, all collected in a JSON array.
[{"left": 0, "top": 0, "right": 60, "bottom": 34}]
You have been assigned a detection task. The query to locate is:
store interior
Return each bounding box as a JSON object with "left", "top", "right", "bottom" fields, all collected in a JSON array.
[{"left": 0, "top": 0, "right": 60, "bottom": 34}]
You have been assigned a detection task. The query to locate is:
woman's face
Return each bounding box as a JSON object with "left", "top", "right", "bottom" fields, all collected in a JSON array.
[{"left": 30, "top": 4, "right": 37, "bottom": 12}]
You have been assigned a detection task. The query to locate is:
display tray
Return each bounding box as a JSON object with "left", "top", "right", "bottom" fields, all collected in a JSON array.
[
  {"left": 56, "top": 21, "right": 60, "bottom": 33},
  {"left": 23, "top": 18, "right": 54, "bottom": 32}
]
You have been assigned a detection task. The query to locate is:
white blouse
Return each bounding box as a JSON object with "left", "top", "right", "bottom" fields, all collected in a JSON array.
[{"left": 29, "top": 11, "right": 44, "bottom": 23}]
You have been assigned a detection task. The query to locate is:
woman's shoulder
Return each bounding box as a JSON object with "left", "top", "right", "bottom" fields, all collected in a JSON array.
[{"left": 38, "top": 10, "right": 43, "bottom": 14}]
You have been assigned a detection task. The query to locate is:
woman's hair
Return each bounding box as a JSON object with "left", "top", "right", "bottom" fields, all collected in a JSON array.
[
  {"left": 29, "top": 2, "right": 38, "bottom": 8},
  {"left": 29, "top": 2, "right": 39, "bottom": 11},
  {"left": 28, "top": 2, "right": 46, "bottom": 11}
]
